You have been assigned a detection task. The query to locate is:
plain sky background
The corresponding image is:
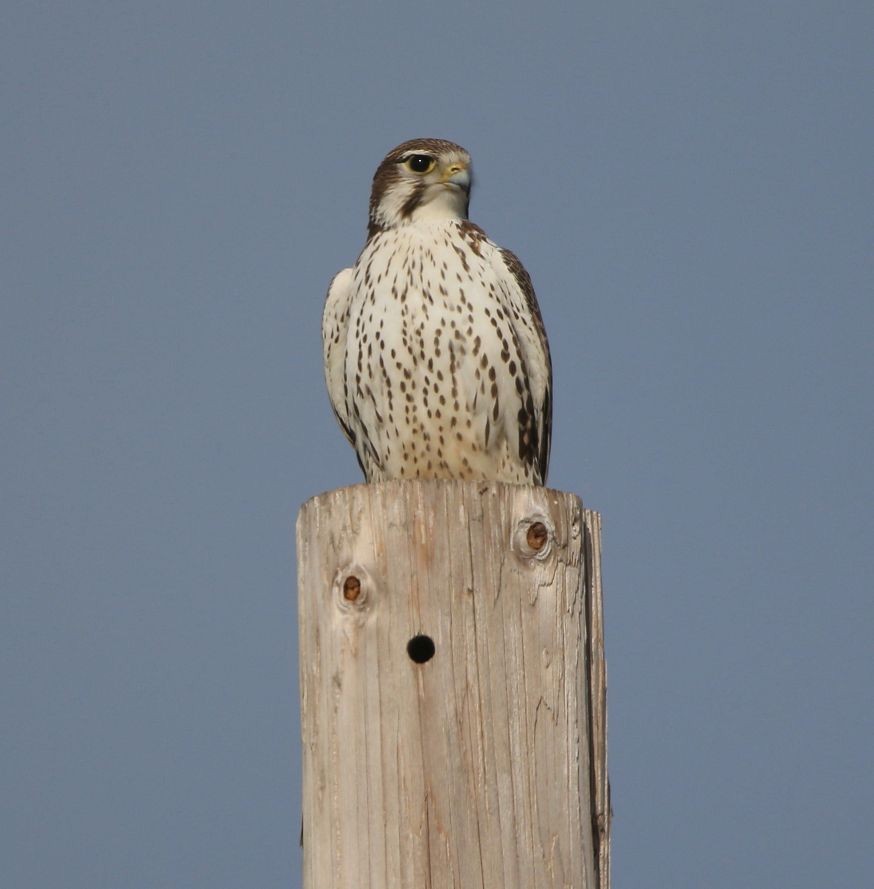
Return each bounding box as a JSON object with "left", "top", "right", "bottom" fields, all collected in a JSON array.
[{"left": 2, "top": 1, "right": 872, "bottom": 887}]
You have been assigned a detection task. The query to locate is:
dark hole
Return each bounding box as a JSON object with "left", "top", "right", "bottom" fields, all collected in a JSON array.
[{"left": 407, "top": 634, "right": 435, "bottom": 664}]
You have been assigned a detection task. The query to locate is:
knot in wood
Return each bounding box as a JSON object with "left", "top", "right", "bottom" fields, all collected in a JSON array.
[
  {"left": 342, "top": 575, "right": 361, "bottom": 601},
  {"left": 526, "top": 522, "right": 548, "bottom": 552},
  {"left": 333, "top": 564, "right": 372, "bottom": 615},
  {"left": 513, "top": 513, "right": 556, "bottom": 561}
]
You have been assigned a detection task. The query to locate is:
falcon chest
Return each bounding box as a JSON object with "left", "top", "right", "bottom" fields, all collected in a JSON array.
[{"left": 346, "top": 221, "right": 520, "bottom": 479}]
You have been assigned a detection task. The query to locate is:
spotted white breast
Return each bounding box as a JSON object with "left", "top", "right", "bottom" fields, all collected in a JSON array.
[{"left": 322, "top": 139, "right": 551, "bottom": 484}]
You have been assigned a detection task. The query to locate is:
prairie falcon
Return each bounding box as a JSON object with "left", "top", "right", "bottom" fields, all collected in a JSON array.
[{"left": 322, "top": 138, "right": 552, "bottom": 484}]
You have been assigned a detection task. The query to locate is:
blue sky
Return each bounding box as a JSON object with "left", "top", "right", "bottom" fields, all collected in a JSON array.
[{"left": 2, "top": 2, "right": 872, "bottom": 886}]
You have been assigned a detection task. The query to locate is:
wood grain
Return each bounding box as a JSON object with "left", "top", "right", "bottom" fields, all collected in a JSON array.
[{"left": 296, "top": 480, "right": 609, "bottom": 889}]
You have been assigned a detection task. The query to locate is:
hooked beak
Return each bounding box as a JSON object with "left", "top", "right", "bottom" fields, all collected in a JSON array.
[{"left": 443, "top": 163, "right": 471, "bottom": 195}]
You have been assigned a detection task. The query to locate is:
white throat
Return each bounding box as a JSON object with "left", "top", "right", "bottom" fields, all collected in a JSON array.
[
  {"left": 376, "top": 183, "right": 468, "bottom": 231},
  {"left": 410, "top": 186, "right": 467, "bottom": 223}
]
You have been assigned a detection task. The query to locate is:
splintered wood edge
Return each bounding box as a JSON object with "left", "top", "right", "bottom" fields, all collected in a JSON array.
[{"left": 582, "top": 509, "right": 610, "bottom": 889}]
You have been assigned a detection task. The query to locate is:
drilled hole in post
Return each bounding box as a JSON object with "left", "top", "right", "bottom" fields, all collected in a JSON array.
[
  {"left": 407, "top": 634, "right": 435, "bottom": 664},
  {"left": 527, "top": 521, "right": 548, "bottom": 552},
  {"left": 342, "top": 575, "right": 361, "bottom": 601}
]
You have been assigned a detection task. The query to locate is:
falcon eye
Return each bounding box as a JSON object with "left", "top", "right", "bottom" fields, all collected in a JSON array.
[{"left": 405, "top": 154, "right": 436, "bottom": 174}]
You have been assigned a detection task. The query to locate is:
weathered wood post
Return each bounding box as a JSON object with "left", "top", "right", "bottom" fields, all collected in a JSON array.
[{"left": 296, "top": 480, "right": 609, "bottom": 889}]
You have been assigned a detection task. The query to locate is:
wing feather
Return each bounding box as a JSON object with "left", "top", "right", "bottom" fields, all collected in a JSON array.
[
  {"left": 322, "top": 268, "right": 357, "bottom": 448},
  {"left": 493, "top": 247, "right": 553, "bottom": 483}
]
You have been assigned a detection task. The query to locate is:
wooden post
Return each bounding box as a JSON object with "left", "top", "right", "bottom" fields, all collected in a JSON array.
[{"left": 296, "top": 480, "right": 609, "bottom": 889}]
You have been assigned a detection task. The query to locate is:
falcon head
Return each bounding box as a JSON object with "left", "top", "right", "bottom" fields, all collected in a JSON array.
[{"left": 368, "top": 138, "right": 472, "bottom": 238}]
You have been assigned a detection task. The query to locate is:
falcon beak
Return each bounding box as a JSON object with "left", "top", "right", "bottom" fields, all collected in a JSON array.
[{"left": 443, "top": 164, "right": 471, "bottom": 195}]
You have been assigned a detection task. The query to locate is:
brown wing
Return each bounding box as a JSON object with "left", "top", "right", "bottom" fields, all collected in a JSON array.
[{"left": 497, "top": 247, "right": 553, "bottom": 483}]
